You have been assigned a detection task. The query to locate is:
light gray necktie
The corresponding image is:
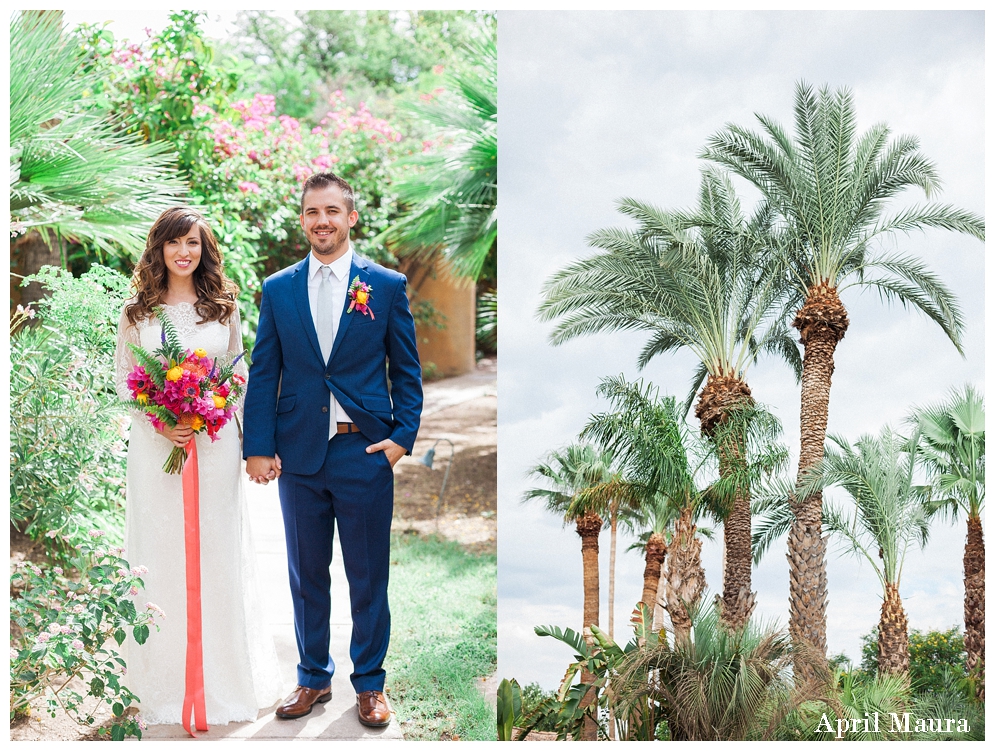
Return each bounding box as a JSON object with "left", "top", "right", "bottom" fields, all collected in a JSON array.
[{"left": 316, "top": 265, "right": 334, "bottom": 362}]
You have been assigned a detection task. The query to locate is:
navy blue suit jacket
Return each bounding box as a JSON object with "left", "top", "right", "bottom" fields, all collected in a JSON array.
[{"left": 242, "top": 253, "right": 423, "bottom": 476}]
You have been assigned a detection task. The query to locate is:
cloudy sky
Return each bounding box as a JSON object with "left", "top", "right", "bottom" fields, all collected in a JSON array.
[{"left": 497, "top": 11, "right": 984, "bottom": 690}]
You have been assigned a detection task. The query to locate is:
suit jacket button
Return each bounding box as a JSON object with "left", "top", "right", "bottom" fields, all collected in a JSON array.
[{"left": 321, "top": 406, "right": 328, "bottom": 413}]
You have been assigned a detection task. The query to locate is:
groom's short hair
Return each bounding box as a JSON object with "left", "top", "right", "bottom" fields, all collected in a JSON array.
[{"left": 300, "top": 172, "right": 356, "bottom": 214}]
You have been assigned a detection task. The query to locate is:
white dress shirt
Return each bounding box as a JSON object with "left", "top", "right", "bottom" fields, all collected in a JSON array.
[{"left": 307, "top": 246, "right": 354, "bottom": 436}]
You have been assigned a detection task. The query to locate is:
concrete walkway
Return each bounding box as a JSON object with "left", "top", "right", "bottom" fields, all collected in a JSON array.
[{"left": 142, "top": 365, "right": 495, "bottom": 741}]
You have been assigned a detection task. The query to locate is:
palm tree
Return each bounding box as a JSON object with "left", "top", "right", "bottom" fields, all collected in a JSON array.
[
  {"left": 11, "top": 11, "right": 186, "bottom": 304},
  {"left": 910, "top": 385, "right": 985, "bottom": 699},
  {"left": 701, "top": 81, "right": 985, "bottom": 663},
  {"left": 612, "top": 605, "right": 827, "bottom": 740},
  {"left": 539, "top": 169, "right": 800, "bottom": 631},
  {"left": 628, "top": 500, "right": 678, "bottom": 631},
  {"left": 815, "top": 429, "right": 930, "bottom": 675},
  {"left": 381, "top": 28, "right": 496, "bottom": 282},
  {"left": 523, "top": 442, "right": 612, "bottom": 740},
  {"left": 582, "top": 376, "right": 714, "bottom": 642}
]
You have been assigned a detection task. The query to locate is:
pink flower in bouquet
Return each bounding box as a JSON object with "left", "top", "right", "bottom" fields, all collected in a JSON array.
[{"left": 128, "top": 367, "right": 154, "bottom": 395}]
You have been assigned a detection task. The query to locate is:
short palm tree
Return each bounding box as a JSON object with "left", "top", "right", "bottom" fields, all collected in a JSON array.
[
  {"left": 381, "top": 28, "right": 496, "bottom": 282},
  {"left": 523, "top": 442, "right": 612, "bottom": 740},
  {"left": 628, "top": 499, "right": 679, "bottom": 631},
  {"left": 539, "top": 169, "right": 800, "bottom": 631},
  {"left": 10, "top": 11, "right": 186, "bottom": 261},
  {"left": 583, "top": 376, "right": 711, "bottom": 642},
  {"left": 702, "top": 81, "right": 984, "bottom": 663},
  {"left": 814, "top": 429, "right": 930, "bottom": 675},
  {"left": 910, "top": 385, "right": 985, "bottom": 699},
  {"left": 612, "top": 606, "right": 824, "bottom": 740}
]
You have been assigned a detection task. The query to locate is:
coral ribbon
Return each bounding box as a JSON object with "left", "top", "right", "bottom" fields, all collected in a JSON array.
[{"left": 181, "top": 439, "right": 208, "bottom": 736}]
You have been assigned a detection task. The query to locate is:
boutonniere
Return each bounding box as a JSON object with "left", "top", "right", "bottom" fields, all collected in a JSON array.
[{"left": 347, "top": 275, "right": 374, "bottom": 319}]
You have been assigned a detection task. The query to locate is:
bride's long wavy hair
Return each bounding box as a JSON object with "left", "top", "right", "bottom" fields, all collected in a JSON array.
[{"left": 125, "top": 207, "right": 239, "bottom": 326}]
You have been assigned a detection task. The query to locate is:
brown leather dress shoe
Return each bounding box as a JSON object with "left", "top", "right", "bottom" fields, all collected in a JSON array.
[
  {"left": 275, "top": 685, "right": 332, "bottom": 719},
  {"left": 356, "top": 690, "right": 392, "bottom": 727}
]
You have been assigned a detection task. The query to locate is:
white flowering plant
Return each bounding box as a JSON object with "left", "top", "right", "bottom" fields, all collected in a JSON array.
[{"left": 9, "top": 536, "right": 161, "bottom": 740}]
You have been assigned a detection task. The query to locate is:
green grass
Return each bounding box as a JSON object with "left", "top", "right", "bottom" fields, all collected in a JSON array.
[{"left": 384, "top": 531, "right": 496, "bottom": 741}]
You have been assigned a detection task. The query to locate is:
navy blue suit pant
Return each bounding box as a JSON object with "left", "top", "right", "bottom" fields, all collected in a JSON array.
[{"left": 277, "top": 432, "right": 393, "bottom": 693}]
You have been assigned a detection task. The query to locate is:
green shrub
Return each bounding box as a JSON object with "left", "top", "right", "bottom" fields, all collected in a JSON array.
[
  {"left": 10, "top": 266, "right": 129, "bottom": 548},
  {"left": 858, "top": 626, "right": 969, "bottom": 696}
]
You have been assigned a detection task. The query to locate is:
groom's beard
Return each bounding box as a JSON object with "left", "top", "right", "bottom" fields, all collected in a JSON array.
[{"left": 310, "top": 232, "right": 349, "bottom": 261}]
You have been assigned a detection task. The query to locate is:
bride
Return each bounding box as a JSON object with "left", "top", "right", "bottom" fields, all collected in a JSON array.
[{"left": 114, "top": 207, "right": 282, "bottom": 727}]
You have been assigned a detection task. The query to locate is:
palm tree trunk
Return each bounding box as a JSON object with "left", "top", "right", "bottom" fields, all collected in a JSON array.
[
  {"left": 607, "top": 511, "right": 619, "bottom": 740},
  {"left": 666, "top": 505, "right": 706, "bottom": 643},
  {"left": 609, "top": 515, "right": 617, "bottom": 641},
  {"left": 964, "top": 513, "right": 985, "bottom": 700},
  {"left": 878, "top": 581, "right": 909, "bottom": 675},
  {"left": 640, "top": 532, "right": 667, "bottom": 612},
  {"left": 696, "top": 374, "right": 756, "bottom": 632},
  {"left": 789, "top": 284, "right": 849, "bottom": 676},
  {"left": 576, "top": 511, "right": 602, "bottom": 631},
  {"left": 575, "top": 511, "right": 602, "bottom": 741}
]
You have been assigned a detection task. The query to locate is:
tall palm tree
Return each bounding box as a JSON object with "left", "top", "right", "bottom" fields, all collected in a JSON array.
[
  {"left": 701, "top": 81, "right": 985, "bottom": 664},
  {"left": 381, "top": 28, "right": 496, "bottom": 282},
  {"left": 815, "top": 429, "right": 930, "bottom": 675},
  {"left": 539, "top": 169, "right": 800, "bottom": 631},
  {"left": 910, "top": 385, "right": 985, "bottom": 699},
  {"left": 11, "top": 10, "right": 186, "bottom": 293},
  {"left": 523, "top": 442, "right": 612, "bottom": 740}
]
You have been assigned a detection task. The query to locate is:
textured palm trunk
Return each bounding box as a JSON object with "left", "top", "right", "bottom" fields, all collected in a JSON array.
[
  {"left": 665, "top": 505, "right": 706, "bottom": 643},
  {"left": 640, "top": 532, "right": 667, "bottom": 612},
  {"left": 789, "top": 284, "right": 849, "bottom": 676},
  {"left": 575, "top": 511, "right": 602, "bottom": 741},
  {"left": 696, "top": 373, "right": 755, "bottom": 632},
  {"left": 609, "top": 515, "right": 617, "bottom": 641},
  {"left": 878, "top": 581, "right": 910, "bottom": 675},
  {"left": 964, "top": 513, "right": 985, "bottom": 700}
]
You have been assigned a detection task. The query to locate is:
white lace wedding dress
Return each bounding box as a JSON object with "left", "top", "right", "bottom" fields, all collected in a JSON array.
[{"left": 114, "top": 302, "right": 282, "bottom": 725}]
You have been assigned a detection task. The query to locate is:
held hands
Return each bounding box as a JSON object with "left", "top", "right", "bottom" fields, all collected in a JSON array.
[
  {"left": 157, "top": 423, "right": 194, "bottom": 448},
  {"left": 366, "top": 438, "right": 405, "bottom": 468},
  {"left": 246, "top": 454, "right": 282, "bottom": 484}
]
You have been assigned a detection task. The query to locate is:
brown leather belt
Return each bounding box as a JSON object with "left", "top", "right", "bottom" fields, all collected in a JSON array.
[{"left": 336, "top": 422, "right": 361, "bottom": 434}]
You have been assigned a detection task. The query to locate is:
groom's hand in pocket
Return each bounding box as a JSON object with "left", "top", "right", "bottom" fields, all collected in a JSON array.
[
  {"left": 366, "top": 439, "right": 405, "bottom": 468},
  {"left": 246, "top": 455, "right": 281, "bottom": 484}
]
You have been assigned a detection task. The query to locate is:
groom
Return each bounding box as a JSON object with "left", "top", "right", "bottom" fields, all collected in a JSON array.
[{"left": 242, "top": 171, "right": 422, "bottom": 726}]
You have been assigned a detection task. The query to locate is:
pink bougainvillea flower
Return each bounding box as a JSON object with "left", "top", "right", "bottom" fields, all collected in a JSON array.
[{"left": 238, "top": 181, "right": 261, "bottom": 194}]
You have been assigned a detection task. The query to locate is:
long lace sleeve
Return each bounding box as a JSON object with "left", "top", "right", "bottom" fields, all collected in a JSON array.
[
  {"left": 227, "top": 306, "right": 249, "bottom": 381},
  {"left": 115, "top": 304, "right": 142, "bottom": 403},
  {"left": 228, "top": 306, "right": 249, "bottom": 429}
]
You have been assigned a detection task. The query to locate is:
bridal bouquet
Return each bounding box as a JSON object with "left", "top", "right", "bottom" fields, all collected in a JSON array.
[{"left": 123, "top": 307, "right": 246, "bottom": 474}]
